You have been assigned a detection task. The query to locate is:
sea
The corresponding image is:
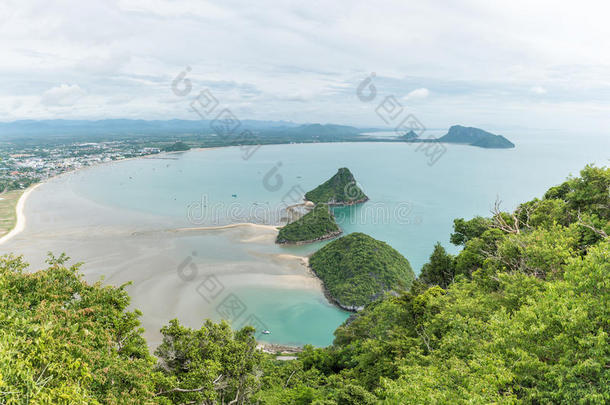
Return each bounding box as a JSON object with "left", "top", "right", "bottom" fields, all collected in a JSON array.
[{"left": 1, "top": 129, "right": 608, "bottom": 347}]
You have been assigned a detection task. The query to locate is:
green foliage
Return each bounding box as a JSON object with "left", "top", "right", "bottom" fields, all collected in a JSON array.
[
  {"left": 162, "top": 141, "right": 190, "bottom": 152},
  {"left": 154, "top": 320, "right": 263, "bottom": 404},
  {"left": 276, "top": 204, "right": 340, "bottom": 244},
  {"left": 545, "top": 164, "right": 610, "bottom": 220},
  {"left": 2, "top": 164, "right": 609, "bottom": 404},
  {"left": 304, "top": 168, "right": 368, "bottom": 205},
  {"left": 309, "top": 233, "right": 415, "bottom": 308},
  {"left": 450, "top": 216, "right": 491, "bottom": 246},
  {"left": 0, "top": 253, "right": 164, "bottom": 404},
  {"left": 0, "top": 254, "right": 266, "bottom": 404},
  {"left": 419, "top": 242, "right": 456, "bottom": 288}
]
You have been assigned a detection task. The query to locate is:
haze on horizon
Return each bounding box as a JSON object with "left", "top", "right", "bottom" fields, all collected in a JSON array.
[{"left": 1, "top": 0, "right": 610, "bottom": 135}]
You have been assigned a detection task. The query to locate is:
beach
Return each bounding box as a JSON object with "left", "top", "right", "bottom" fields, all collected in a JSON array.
[
  {"left": 0, "top": 184, "right": 41, "bottom": 245},
  {"left": 0, "top": 157, "right": 347, "bottom": 348}
]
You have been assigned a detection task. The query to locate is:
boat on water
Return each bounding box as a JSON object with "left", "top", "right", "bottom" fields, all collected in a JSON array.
[{"left": 262, "top": 330, "right": 271, "bottom": 335}]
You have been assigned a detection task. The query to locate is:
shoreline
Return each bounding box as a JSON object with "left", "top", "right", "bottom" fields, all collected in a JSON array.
[
  {"left": 0, "top": 146, "right": 226, "bottom": 246},
  {"left": 276, "top": 229, "right": 343, "bottom": 245},
  {"left": 0, "top": 138, "right": 483, "bottom": 246},
  {"left": 171, "top": 222, "right": 280, "bottom": 233},
  {"left": 307, "top": 262, "right": 364, "bottom": 312},
  {"left": 0, "top": 183, "right": 42, "bottom": 245}
]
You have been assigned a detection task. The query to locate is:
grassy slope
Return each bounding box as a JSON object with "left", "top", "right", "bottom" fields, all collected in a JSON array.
[{"left": 0, "top": 189, "right": 24, "bottom": 237}]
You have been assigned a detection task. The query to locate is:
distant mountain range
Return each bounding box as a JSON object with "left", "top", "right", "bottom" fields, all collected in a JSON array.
[
  {"left": 0, "top": 119, "right": 514, "bottom": 148},
  {"left": 0, "top": 119, "right": 299, "bottom": 138}
]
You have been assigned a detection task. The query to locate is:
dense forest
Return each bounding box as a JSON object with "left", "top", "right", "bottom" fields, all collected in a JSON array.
[
  {"left": 304, "top": 168, "right": 368, "bottom": 205},
  {"left": 309, "top": 232, "right": 415, "bottom": 309},
  {"left": 0, "top": 165, "right": 608, "bottom": 404},
  {"left": 276, "top": 204, "right": 341, "bottom": 244}
]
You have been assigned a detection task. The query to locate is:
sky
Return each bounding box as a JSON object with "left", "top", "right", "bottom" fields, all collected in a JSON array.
[{"left": 1, "top": 0, "right": 610, "bottom": 133}]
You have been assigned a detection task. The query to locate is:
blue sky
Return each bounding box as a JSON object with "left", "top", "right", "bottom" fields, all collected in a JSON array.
[{"left": 1, "top": 0, "right": 609, "bottom": 133}]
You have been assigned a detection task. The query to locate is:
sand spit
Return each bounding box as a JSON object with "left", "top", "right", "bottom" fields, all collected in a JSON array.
[{"left": 0, "top": 184, "right": 41, "bottom": 245}]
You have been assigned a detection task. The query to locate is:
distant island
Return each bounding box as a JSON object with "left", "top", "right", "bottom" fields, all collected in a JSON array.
[
  {"left": 0, "top": 120, "right": 515, "bottom": 194},
  {"left": 162, "top": 141, "right": 191, "bottom": 152},
  {"left": 438, "top": 125, "right": 515, "bottom": 148},
  {"left": 309, "top": 232, "right": 415, "bottom": 311},
  {"left": 305, "top": 168, "right": 369, "bottom": 205},
  {"left": 276, "top": 204, "right": 341, "bottom": 244}
]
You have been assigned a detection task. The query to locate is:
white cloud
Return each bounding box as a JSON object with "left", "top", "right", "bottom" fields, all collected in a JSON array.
[
  {"left": 530, "top": 86, "right": 547, "bottom": 95},
  {"left": 41, "top": 84, "right": 86, "bottom": 107},
  {"left": 404, "top": 88, "right": 430, "bottom": 101},
  {"left": 0, "top": 0, "right": 609, "bottom": 132}
]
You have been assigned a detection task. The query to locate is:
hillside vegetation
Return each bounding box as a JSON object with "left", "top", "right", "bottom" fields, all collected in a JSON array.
[
  {"left": 276, "top": 204, "right": 341, "bottom": 244},
  {"left": 309, "top": 232, "right": 415, "bottom": 309},
  {"left": 1, "top": 165, "right": 608, "bottom": 404},
  {"left": 304, "top": 168, "right": 368, "bottom": 205}
]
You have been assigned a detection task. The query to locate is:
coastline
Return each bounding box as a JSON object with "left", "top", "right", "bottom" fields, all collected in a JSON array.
[
  {"left": 0, "top": 139, "right": 492, "bottom": 247},
  {"left": 307, "top": 262, "right": 364, "bottom": 312},
  {"left": 0, "top": 146, "right": 225, "bottom": 247},
  {"left": 0, "top": 183, "right": 42, "bottom": 246},
  {"left": 276, "top": 229, "right": 343, "bottom": 245},
  {"left": 171, "top": 222, "right": 280, "bottom": 232}
]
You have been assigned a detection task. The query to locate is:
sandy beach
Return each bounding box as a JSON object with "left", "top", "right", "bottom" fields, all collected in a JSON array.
[
  {"left": 0, "top": 146, "right": 350, "bottom": 348},
  {"left": 0, "top": 183, "right": 41, "bottom": 245},
  {"left": 172, "top": 222, "right": 280, "bottom": 232}
]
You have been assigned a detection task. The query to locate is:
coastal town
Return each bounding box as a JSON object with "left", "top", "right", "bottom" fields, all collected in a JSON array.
[{"left": 0, "top": 140, "right": 162, "bottom": 192}]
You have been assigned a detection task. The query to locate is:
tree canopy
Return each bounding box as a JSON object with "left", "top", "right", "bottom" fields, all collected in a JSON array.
[
  {"left": 309, "top": 232, "right": 415, "bottom": 309},
  {"left": 304, "top": 168, "right": 368, "bottom": 205},
  {"left": 1, "top": 164, "right": 608, "bottom": 404},
  {"left": 276, "top": 204, "right": 341, "bottom": 244}
]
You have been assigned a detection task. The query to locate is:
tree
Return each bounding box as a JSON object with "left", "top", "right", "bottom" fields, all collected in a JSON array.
[
  {"left": 450, "top": 216, "right": 491, "bottom": 246},
  {"left": 419, "top": 242, "right": 456, "bottom": 289}
]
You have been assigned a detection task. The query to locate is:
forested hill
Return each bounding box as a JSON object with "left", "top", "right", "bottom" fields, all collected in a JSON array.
[
  {"left": 439, "top": 125, "right": 515, "bottom": 148},
  {"left": 304, "top": 168, "right": 368, "bottom": 205},
  {"left": 0, "top": 164, "right": 608, "bottom": 404},
  {"left": 276, "top": 204, "right": 341, "bottom": 244},
  {"left": 309, "top": 232, "right": 415, "bottom": 309}
]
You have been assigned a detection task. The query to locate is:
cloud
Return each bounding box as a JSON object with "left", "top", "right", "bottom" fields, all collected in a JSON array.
[
  {"left": 404, "top": 88, "right": 430, "bottom": 101},
  {"left": 530, "top": 86, "right": 547, "bottom": 95},
  {"left": 41, "top": 84, "right": 86, "bottom": 107},
  {"left": 1, "top": 1, "right": 610, "bottom": 132}
]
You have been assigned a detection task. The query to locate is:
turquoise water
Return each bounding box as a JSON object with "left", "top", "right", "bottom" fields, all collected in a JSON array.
[
  {"left": 24, "top": 132, "right": 607, "bottom": 346},
  {"left": 230, "top": 287, "right": 349, "bottom": 346},
  {"left": 71, "top": 131, "right": 609, "bottom": 271}
]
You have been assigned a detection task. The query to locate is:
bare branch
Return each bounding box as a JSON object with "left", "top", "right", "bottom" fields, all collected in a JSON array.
[
  {"left": 491, "top": 197, "right": 520, "bottom": 234},
  {"left": 155, "top": 374, "right": 224, "bottom": 397},
  {"left": 577, "top": 211, "right": 608, "bottom": 238}
]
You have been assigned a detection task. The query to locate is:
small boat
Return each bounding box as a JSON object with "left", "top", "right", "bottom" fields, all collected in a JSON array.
[
  {"left": 262, "top": 330, "right": 271, "bottom": 335},
  {"left": 232, "top": 194, "right": 237, "bottom": 198}
]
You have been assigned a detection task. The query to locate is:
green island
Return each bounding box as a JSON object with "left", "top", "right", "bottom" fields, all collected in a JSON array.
[
  {"left": 438, "top": 125, "right": 515, "bottom": 148},
  {"left": 304, "top": 168, "right": 368, "bottom": 205},
  {"left": 309, "top": 232, "right": 415, "bottom": 310},
  {"left": 1, "top": 165, "right": 609, "bottom": 404},
  {"left": 276, "top": 204, "right": 341, "bottom": 244}
]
